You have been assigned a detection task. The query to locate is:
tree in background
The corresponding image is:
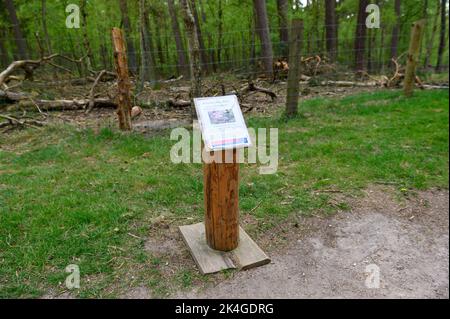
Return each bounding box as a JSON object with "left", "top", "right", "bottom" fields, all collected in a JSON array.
[
  {"left": 41, "top": 0, "right": 52, "bottom": 55},
  {"left": 253, "top": 0, "right": 274, "bottom": 76},
  {"left": 424, "top": 0, "right": 441, "bottom": 68},
  {"left": 80, "top": 0, "right": 94, "bottom": 71},
  {"left": 168, "top": 0, "right": 189, "bottom": 78},
  {"left": 118, "top": 0, "right": 137, "bottom": 75},
  {"left": 180, "top": 0, "right": 201, "bottom": 119},
  {"left": 390, "top": 0, "right": 401, "bottom": 62},
  {"left": 436, "top": 0, "right": 447, "bottom": 71},
  {"left": 4, "top": 0, "right": 28, "bottom": 60},
  {"left": 190, "top": 0, "right": 209, "bottom": 74},
  {"left": 277, "top": 0, "right": 289, "bottom": 57},
  {"left": 325, "top": 0, "right": 338, "bottom": 62},
  {"left": 354, "top": 0, "right": 369, "bottom": 71},
  {"left": 138, "top": 0, "right": 155, "bottom": 91}
]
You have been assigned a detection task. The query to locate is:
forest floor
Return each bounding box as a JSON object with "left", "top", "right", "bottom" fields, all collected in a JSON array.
[{"left": 0, "top": 87, "right": 448, "bottom": 298}]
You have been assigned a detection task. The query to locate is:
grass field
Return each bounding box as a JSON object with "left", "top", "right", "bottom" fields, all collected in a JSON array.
[{"left": 0, "top": 89, "right": 448, "bottom": 298}]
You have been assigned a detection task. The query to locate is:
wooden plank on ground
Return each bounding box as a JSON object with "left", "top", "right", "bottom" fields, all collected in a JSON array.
[
  {"left": 179, "top": 223, "right": 236, "bottom": 275},
  {"left": 179, "top": 223, "right": 271, "bottom": 274},
  {"left": 234, "top": 226, "right": 271, "bottom": 270}
]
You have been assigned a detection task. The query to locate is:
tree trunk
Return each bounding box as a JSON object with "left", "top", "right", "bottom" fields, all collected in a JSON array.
[
  {"left": 112, "top": 28, "right": 133, "bottom": 131},
  {"left": 4, "top": 0, "right": 28, "bottom": 60},
  {"left": 138, "top": 0, "right": 156, "bottom": 91},
  {"left": 424, "top": 0, "right": 440, "bottom": 68},
  {"left": 180, "top": 0, "right": 202, "bottom": 119},
  {"left": 217, "top": 0, "right": 223, "bottom": 69},
  {"left": 253, "top": 0, "right": 274, "bottom": 76},
  {"left": 325, "top": 0, "right": 338, "bottom": 62},
  {"left": 277, "top": 0, "right": 289, "bottom": 57},
  {"left": 190, "top": 0, "right": 209, "bottom": 74},
  {"left": 168, "top": 0, "right": 190, "bottom": 78},
  {"left": 404, "top": 20, "right": 426, "bottom": 97},
  {"left": 151, "top": 12, "right": 165, "bottom": 65},
  {"left": 41, "top": 0, "right": 52, "bottom": 55},
  {"left": 118, "top": 0, "right": 137, "bottom": 75},
  {"left": 436, "top": 0, "right": 447, "bottom": 71},
  {"left": 80, "top": 0, "right": 94, "bottom": 71},
  {"left": 390, "top": 0, "right": 401, "bottom": 62},
  {"left": 286, "top": 19, "right": 303, "bottom": 118},
  {"left": 0, "top": 34, "right": 9, "bottom": 68},
  {"left": 354, "top": 0, "right": 369, "bottom": 71}
]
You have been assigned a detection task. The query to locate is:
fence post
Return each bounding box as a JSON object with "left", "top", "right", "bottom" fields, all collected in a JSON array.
[
  {"left": 286, "top": 19, "right": 303, "bottom": 118},
  {"left": 112, "top": 27, "right": 132, "bottom": 131},
  {"left": 404, "top": 20, "right": 426, "bottom": 97},
  {"left": 204, "top": 149, "right": 240, "bottom": 251}
]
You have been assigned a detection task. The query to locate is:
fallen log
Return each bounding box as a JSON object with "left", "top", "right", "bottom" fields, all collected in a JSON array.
[
  {"left": 307, "top": 80, "right": 381, "bottom": 87},
  {"left": 1, "top": 89, "right": 116, "bottom": 111}
]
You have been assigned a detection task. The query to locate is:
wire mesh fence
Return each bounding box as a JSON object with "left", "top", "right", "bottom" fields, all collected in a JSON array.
[{"left": 0, "top": 19, "right": 448, "bottom": 94}]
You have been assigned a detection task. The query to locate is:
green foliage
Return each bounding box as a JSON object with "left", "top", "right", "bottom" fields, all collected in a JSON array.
[{"left": 0, "top": 1, "right": 447, "bottom": 75}]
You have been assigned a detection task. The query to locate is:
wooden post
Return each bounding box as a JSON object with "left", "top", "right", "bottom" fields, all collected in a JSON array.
[
  {"left": 404, "top": 20, "right": 426, "bottom": 97},
  {"left": 112, "top": 27, "right": 132, "bottom": 131},
  {"left": 203, "top": 149, "right": 239, "bottom": 251},
  {"left": 286, "top": 19, "right": 303, "bottom": 118}
]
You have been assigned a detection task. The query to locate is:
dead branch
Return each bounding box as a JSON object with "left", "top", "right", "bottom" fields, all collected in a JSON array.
[
  {"left": 0, "top": 114, "right": 45, "bottom": 130},
  {"left": 240, "top": 80, "right": 277, "bottom": 101},
  {"left": 0, "top": 54, "right": 86, "bottom": 87},
  {"left": 86, "top": 70, "right": 107, "bottom": 114},
  {"left": 167, "top": 98, "right": 191, "bottom": 108}
]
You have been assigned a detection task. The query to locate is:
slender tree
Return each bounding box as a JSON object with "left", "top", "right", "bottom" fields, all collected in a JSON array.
[
  {"left": 424, "top": 0, "right": 441, "bottom": 68},
  {"left": 118, "top": 0, "right": 137, "bottom": 75},
  {"left": 168, "top": 0, "right": 189, "bottom": 77},
  {"left": 190, "top": 0, "right": 209, "bottom": 73},
  {"left": 0, "top": 36, "right": 8, "bottom": 67},
  {"left": 436, "top": 0, "right": 447, "bottom": 71},
  {"left": 80, "top": 0, "right": 94, "bottom": 71},
  {"left": 150, "top": 7, "right": 165, "bottom": 65},
  {"left": 253, "top": 0, "right": 274, "bottom": 76},
  {"left": 325, "top": 0, "right": 338, "bottom": 62},
  {"left": 390, "top": 0, "right": 401, "bottom": 62},
  {"left": 4, "top": 0, "right": 28, "bottom": 60},
  {"left": 277, "top": 0, "right": 289, "bottom": 57},
  {"left": 41, "top": 0, "right": 52, "bottom": 55},
  {"left": 138, "top": 0, "right": 156, "bottom": 91},
  {"left": 180, "top": 0, "right": 201, "bottom": 119},
  {"left": 217, "top": 0, "right": 223, "bottom": 69},
  {"left": 354, "top": 0, "right": 369, "bottom": 71}
]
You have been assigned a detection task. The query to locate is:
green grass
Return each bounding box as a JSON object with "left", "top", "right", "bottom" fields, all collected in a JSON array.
[{"left": 0, "top": 89, "right": 448, "bottom": 298}]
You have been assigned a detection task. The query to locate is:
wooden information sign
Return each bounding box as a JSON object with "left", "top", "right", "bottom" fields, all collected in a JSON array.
[{"left": 179, "top": 95, "right": 270, "bottom": 274}]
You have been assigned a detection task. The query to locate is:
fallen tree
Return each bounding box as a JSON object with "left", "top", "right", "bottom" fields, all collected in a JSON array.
[
  {"left": 1, "top": 89, "right": 116, "bottom": 111},
  {"left": 0, "top": 54, "right": 87, "bottom": 88}
]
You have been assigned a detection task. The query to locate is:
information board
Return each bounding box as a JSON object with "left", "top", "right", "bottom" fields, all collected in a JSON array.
[{"left": 194, "top": 95, "right": 252, "bottom": 151}]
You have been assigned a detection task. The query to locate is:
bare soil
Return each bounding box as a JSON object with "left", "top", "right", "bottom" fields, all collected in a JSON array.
[{"left": 174, "top": 187, "right": 449, "bottom": 299}]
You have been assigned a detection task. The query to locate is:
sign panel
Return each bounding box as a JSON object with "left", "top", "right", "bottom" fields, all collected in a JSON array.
[{"left": 194, "top": 95, "right": 252, "bottom": 151}]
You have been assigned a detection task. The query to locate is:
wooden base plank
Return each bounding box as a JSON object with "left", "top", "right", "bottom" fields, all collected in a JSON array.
[{"left": 179, "top": 223, "right": 270, "bottom": 274}]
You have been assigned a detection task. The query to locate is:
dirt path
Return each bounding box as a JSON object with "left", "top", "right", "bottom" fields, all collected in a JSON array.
[{"left": 175, "top": 188, "right": 449, "bottom": 299}]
